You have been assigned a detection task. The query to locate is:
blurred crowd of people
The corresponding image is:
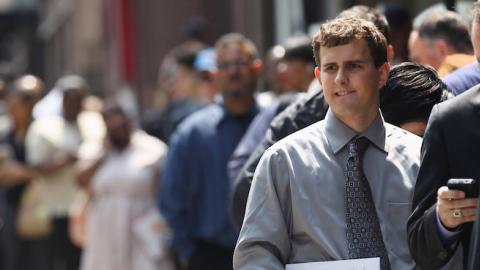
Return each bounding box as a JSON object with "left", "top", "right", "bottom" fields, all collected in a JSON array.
[{"left": 0, "top": 1, "right": 479, "bottom": 270}]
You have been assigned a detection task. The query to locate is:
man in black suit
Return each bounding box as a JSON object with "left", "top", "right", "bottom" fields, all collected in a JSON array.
[
  {"left": 407, "top": 85, "right": 480, "bottom": 269},
  {"left": 408, "top": 2, "right": 480, "bottom": 269}
]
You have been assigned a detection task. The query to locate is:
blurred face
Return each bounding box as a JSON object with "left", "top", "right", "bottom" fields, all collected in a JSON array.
[
  {"left": 7, "top": 94, "right": 34, "bottom": 125},
  {"left": 318, "top": 38, "right": 389, "bottom": 123},
  {"left": 472, "top": 19, "right": 480, "bottom": 62},
  {"left": 215, "top": 44, "right": 259, "bottom": 98},
  {"left": 264, "top": 50, "right": 288, "bottom": 93},
  {"left": 63, "top": 89, "right": 85, "bottom": 122},
  {"left": 197, "top": 70, "right": 217, "bottom": 102},
  {"left": 104, "top": 112, "right": 132, "bottom": 150},
  {"left": 408, "top": 31, "right": 442, "bottom": 70},
  {"left": 278, "top": 58, "right": 313, "bottom": 92}
]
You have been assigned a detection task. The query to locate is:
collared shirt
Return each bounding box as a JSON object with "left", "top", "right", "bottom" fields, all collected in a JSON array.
[
  {"left": 26, "top": 116, "right": 84, "bottom": 216},
  {"left": 437, "top": 53, "right": 475, "bottom": 79},
  {"left": 25, "top": 112, "right": 105, "bottom": 216},
  {"left": 160, "top": 102, "right": 259, "bottom": 259},
  {"left": 443, "top": 63, "right": 480, "bottom": 96},
  {"left": 233, "top": 109, "right": 422, "bottom": 270}
]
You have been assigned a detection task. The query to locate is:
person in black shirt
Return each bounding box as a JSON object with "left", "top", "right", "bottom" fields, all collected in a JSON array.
[{"left": 0, "top": 75, "right": 47, "bottom": 270}]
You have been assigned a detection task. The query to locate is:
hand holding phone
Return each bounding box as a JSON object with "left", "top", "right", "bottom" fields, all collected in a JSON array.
[{"left": 447, "top": 178, "right": 479, "bottom": 198}]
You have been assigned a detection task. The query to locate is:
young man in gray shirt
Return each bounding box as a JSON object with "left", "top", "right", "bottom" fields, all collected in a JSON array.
[{"left": 233, "top": 16, "right": 421, "bottom": 270}]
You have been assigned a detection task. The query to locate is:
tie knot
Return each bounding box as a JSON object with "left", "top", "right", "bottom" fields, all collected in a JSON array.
[{"left": 347, "top": 136, "right": 370, "bottom": 158}]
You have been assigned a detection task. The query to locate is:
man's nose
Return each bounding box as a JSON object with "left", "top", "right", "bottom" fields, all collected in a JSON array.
[
  {"left": 225, "top": 63, "right": 241, "bottom": 74},
  {"left": 334, "top": 68, "right": 347, "bottom": 85}
]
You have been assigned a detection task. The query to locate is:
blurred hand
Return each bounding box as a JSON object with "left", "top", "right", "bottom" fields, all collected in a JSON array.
[
  {"left": 53, "top": 151, "right": 77, "bottom": 165},
  {"left": 0, "top": 162, "right": 37, "bottom": 185},
  {"left": 66, "top": 153, "right": 78, "bottom": 164},
  {"left": 437, "top": 186, "right": 478, "bottom": 229}
]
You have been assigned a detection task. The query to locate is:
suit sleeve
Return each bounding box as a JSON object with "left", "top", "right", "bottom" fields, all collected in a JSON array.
[{"left": 407, "top": 105, "right": 457, "bottom": 269}]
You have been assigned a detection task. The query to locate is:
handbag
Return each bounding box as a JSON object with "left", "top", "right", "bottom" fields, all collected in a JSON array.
[{"left": 16, "top": 180, "right": 52, "bottom": 238}]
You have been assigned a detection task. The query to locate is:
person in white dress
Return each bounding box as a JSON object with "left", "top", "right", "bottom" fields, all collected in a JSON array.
[{"left": 77, "top": 104, "right": 173, "bottom": 270}]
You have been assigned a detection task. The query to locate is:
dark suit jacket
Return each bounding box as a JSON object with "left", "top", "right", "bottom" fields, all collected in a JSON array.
[{"left": 407, "top": 85, "right": 480, "bottom": 269}]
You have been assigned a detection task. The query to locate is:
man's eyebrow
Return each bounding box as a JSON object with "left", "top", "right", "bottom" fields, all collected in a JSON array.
[
  {"left": 345, "top": 59, "right": 367, "bottom": 64},
  {"left": 322, "top": 59, "right": 367, "bottom": 67},
  {"left": 321, "top": 62, "right": 337, "bottom": 67}
]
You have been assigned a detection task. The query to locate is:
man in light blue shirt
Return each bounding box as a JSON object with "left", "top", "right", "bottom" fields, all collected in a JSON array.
[{"left": 160, "top": 33, "right": 261, "bottom": 270}]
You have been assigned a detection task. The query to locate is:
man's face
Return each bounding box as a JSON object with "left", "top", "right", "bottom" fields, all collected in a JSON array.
[
  {"left": 408, "top": 31, "right": 443, "bottom": 70},
  {"left": 264, "top": 50, "right": 288, "bottom": 93},
  {"left": 105, "top": 112, "right": 132, "bottom": 150},
  {"left": 472, "top": 19, "right": 480, "bottom": 62},
  {"left": 278, "top": 58, "right": 313, "bottom": 92},
  {"left": 318, "top": 38, "right": 388, "bottom": 122},
  {"left": 63, "top": 89, "right": 85, "bottom": 122},
  {"left": 215, "top": 45, "right": 259, "bottom": 98},
  {"left": 7, "top": 94, "right": 34, "bottom": 124}
]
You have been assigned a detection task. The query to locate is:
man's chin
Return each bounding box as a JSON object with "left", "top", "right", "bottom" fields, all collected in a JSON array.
[
  {"left": 109, "top": 138, "right": 131, "bottom": 151},
  {"left": 222, "top": 88, "right": 253, "bottom": 98}
]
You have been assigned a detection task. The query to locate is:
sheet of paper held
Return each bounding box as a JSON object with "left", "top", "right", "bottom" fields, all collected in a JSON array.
[{"left": 285, "top": 257, "right": 380, "bottom": 270}]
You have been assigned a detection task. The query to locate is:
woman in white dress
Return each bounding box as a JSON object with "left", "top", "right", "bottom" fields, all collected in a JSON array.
[{"left": 77, "top": 105, "right": 173, "bottom": 270}]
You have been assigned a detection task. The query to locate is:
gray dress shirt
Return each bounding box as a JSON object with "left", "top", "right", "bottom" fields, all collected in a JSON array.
[{"left": 233, "top": 109, "right": 422, "bottom": 270}]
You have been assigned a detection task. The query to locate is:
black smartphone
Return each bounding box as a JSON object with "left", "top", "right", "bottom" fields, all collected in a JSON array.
[{"left": 447, "top": 178, "right": 479, "bottom": 198}]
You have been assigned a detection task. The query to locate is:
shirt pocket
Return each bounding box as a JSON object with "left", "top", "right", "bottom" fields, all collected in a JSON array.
[{"left": 385, "top": 202, "right": 413, "bottom": 262}]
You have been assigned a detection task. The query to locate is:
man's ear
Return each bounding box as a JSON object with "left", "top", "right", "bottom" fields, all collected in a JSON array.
[
  {"left": 305, "top": 63, "right": 316, "bottom": 78},
  {"left": 387, "top": 45, "right": 395, "bottom": 63},
  {"left": 435, "top": 40, "right": 450, "bottom": 58},
  {"left": 252, "top": 59, "right": 263, "bottom": 75},
  {"left": 378, "top": 62, "right": 390, "bottom": 89},
  {"left": 314, "top": 66, "right": 321, "bottom": 79},
  {"left": 314, "top": 67, "right": 322, "bottom": 86}
]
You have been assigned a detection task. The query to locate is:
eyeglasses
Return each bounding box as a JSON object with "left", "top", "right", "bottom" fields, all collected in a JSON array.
[{"left": 217, "top": 59, "right": 252, "bottom": 71}]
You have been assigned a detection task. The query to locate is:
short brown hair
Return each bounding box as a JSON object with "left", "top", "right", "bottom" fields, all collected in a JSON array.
[
  {"left": 312, "top": 16, "right": 387, "bottom": 68},
  {"left": 337, "top": 5, "right": 391, "bottom": 44}
]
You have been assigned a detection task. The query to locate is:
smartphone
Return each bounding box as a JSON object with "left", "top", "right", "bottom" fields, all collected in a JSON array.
[{"left": 447, "top": 178, "right": 479, "bottom": 198}]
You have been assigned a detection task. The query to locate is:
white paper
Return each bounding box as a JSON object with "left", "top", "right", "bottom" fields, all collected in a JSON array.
[{"left": 285, "top": 257, "right": 380, "bottom": 270}]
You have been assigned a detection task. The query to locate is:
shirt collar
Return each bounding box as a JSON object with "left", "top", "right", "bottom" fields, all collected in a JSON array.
[{"left": 325, "top": 109, "right": 387, "bottom": 154}]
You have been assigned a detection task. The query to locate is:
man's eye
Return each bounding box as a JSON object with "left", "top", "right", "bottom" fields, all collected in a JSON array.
[
  {"left": 348, "top": 63, "right": 361, "bottom": 69},
  {"left": 323, "top": 65, "right": 336, "bottom": 72}
]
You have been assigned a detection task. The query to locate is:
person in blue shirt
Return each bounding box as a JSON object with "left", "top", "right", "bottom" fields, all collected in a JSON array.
[
  {"left": 159, "top": 33, "right": 261, "bottom": 270},
  {"left": 443, "top": 62, "right": 480, "bottom": 96},
  {"left": 227, "top": 34, "right": 315, "bottom": 195},
  {"left": 442, "top": 2, "right": 480, "bottom": 96}
]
